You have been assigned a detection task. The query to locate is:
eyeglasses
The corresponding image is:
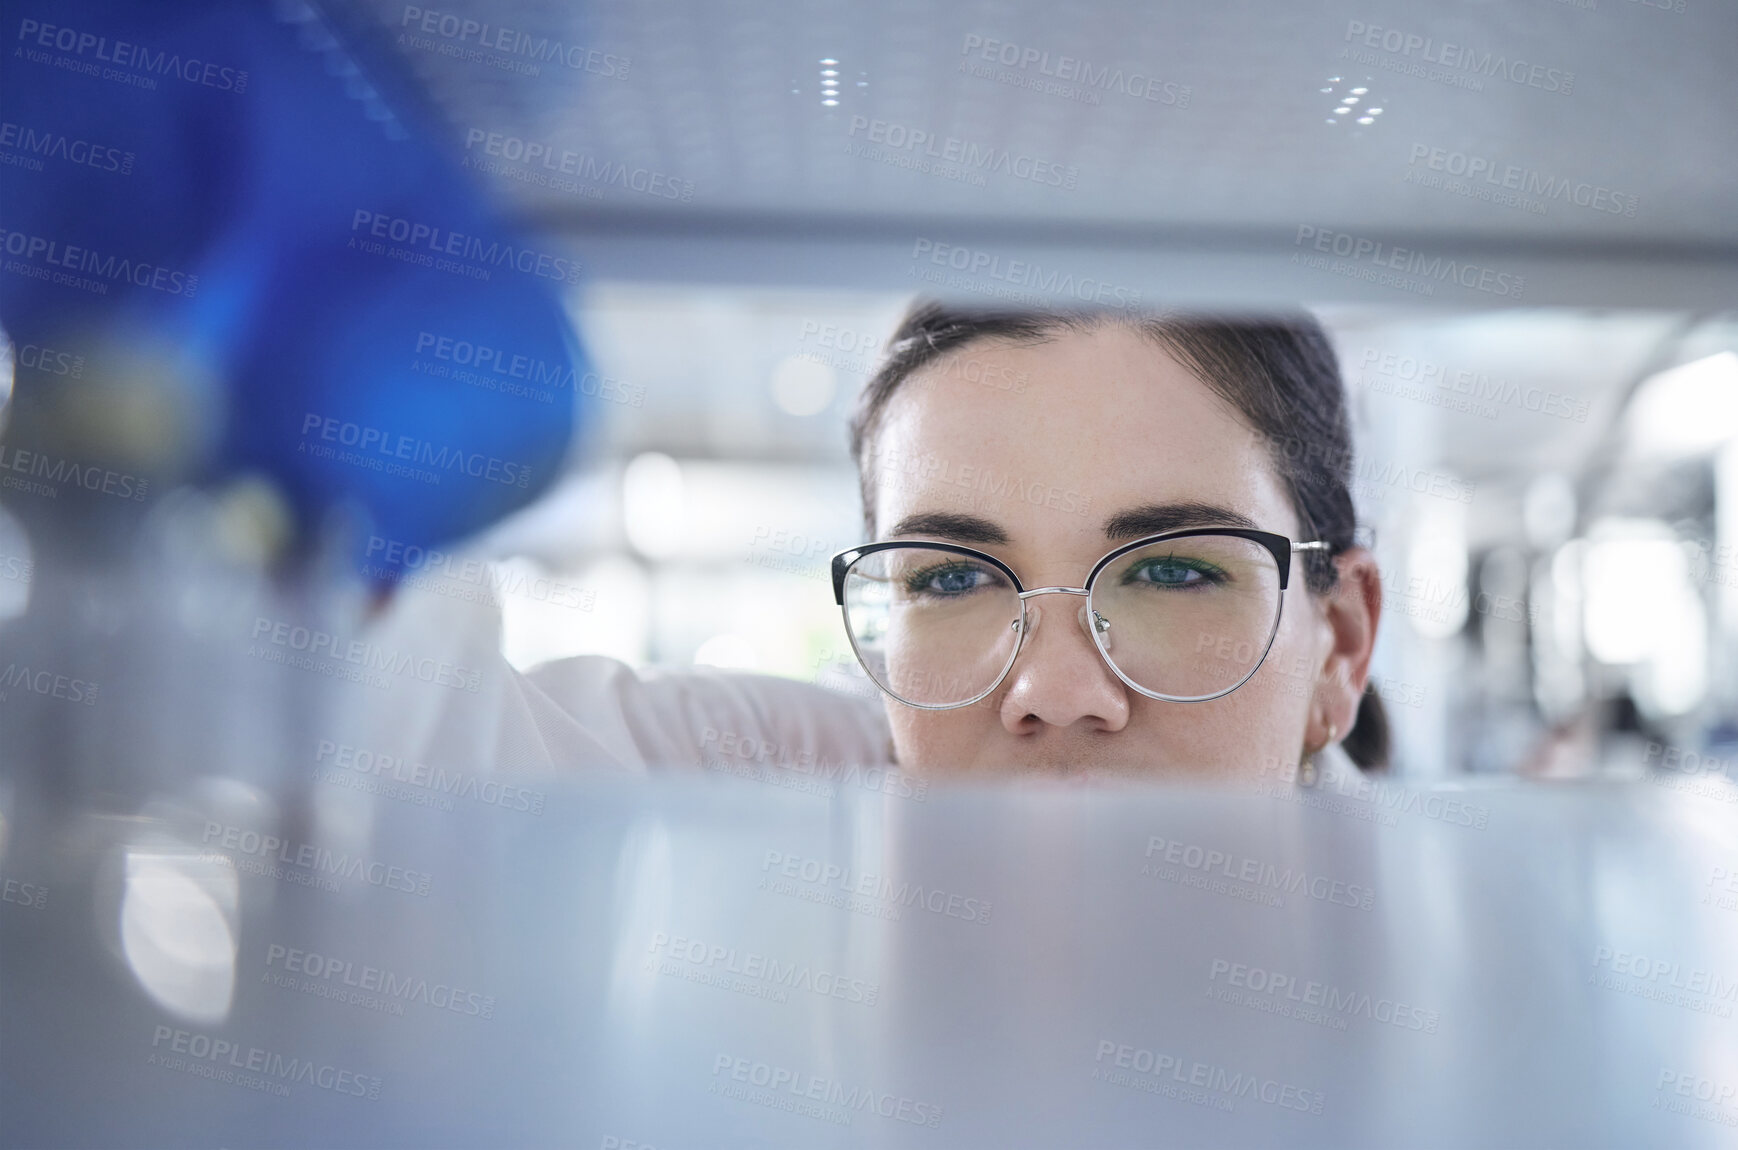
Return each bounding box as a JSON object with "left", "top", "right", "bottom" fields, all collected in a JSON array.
[{"left": 831, "top": 529, "right": 1330, "bottom": 710}]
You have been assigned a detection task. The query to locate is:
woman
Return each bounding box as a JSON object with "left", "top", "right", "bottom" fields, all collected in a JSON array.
[
  {"left": 354, "top": 303, "right": 1386, "bottom": 787},
  {"left": 832, "top": 303, "right": 1386, "bottom": 782}
]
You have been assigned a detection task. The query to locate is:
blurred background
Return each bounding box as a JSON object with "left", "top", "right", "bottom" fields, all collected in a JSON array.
[{"left": 4, "top": 0, "right": 1737, "bottom": 783}]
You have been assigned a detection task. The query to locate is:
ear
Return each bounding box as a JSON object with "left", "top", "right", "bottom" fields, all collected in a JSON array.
[{"left": 1306, "top": 547, "right": 1382, "bottom": 750}]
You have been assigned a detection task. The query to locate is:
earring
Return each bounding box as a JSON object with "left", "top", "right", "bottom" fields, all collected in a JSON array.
[{"left": 1299, "top": 719, "right": 1337, "bottom": 788}]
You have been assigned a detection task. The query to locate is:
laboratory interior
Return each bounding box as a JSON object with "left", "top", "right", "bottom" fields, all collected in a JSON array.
[{"left": 2, "top": 0, "right": 1736, "bottom": 1147}]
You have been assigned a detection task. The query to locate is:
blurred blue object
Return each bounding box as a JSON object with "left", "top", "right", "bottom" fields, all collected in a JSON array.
[{"left": 0, "top": 0, "right": 583, "bottom": 574}]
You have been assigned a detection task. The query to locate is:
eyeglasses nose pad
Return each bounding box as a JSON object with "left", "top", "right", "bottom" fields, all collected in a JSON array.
[{"left": 1085, "top": 606, "right": 1112, "bottom": 653}]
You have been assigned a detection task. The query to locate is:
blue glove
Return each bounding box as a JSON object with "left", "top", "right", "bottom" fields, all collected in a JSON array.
[{"left": 0, "top": 0, "right": 583, "bottom": 577}]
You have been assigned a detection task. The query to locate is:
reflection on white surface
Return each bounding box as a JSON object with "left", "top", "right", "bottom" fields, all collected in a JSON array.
[
  {"left": 119, "top": 850, "right": 238, "bottom": 1025},
  {"left": 606, "top": 817, "right": 675, "bottom": 1046}
]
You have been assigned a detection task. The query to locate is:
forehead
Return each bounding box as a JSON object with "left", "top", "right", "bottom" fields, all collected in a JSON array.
[{"left": 867, "top": 324, "right": 1298, "bottom": 550}]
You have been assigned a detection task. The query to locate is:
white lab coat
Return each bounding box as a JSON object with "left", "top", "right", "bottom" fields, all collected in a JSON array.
[{"left": 326, "top": 575, "right": 891, "bottom": 781}]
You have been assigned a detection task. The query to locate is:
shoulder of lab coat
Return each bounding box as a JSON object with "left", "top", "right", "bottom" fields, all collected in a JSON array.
[
  {"left": 331, "top": 578, "right": 892, "bottom": 780},
  {"left": 521, "top": 656, "right": 895, "bottom": 776}
]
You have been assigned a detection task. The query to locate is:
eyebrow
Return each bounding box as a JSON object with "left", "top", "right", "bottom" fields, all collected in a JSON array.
[
  {"left": 885, "top": 503, "right": 1258, "bottom": 547},
  {"left": 884, "top": 512, "right": 1012, "bottom": 545},
  {"left": 1102, "top": 501, "right": 1260, "bottom": 541}
]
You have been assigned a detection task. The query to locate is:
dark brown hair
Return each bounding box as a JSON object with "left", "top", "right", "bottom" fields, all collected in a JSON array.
[{"left": 848, "top": 301, "right": 1389, "bottom": 772}]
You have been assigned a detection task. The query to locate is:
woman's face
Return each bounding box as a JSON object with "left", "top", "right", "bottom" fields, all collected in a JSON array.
[{"left": 863, "top": 324, "right": 1373, "bottom": 781}]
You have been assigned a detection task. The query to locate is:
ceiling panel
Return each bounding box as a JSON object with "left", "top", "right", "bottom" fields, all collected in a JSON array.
[{"left": 343, "top": 0, "right": 1738, "bottom": 307}]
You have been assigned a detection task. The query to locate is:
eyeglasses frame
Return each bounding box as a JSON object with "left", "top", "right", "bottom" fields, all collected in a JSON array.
[{"left": 831, "top": 528, "right": 1332, "bottom": 710}]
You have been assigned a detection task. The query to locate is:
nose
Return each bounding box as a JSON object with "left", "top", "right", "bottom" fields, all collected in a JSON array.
[{"left": 998, "top": 596, "right": 1131, "bottom": 734}]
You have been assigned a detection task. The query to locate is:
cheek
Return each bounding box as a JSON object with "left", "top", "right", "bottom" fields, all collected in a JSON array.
[
  {"left": 1230, "top": 608, "right": 1326, "bottom": 757},
  {"left": 1144, "top": 618, "right": 1319, "bottom": 773},
  {"left": 1266, "top": 592, "right": 1327, "bottom": 696},
  {"left": 886, "top": 700, "right": 998, "bottom": 772},
  {"left": 1257, "top": 642, "right": 1316, "bottom": 705},
  {"left": 1141, "top": 675, "right": 1309, "bottom": 776},
  {"left": 1231, "top": 667, "right": 1314, "bottom": 755}
]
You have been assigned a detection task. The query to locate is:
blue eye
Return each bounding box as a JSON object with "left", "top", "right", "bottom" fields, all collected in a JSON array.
[
  {"left": 905, "top": 561, "right": 995, "bottom": 597},
  {"left": 1142, "top": 563, "right": 1200, "bottom": 586},
  {"left": 1125, "top": 554, "right": 1224, "bottom": 589}
]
